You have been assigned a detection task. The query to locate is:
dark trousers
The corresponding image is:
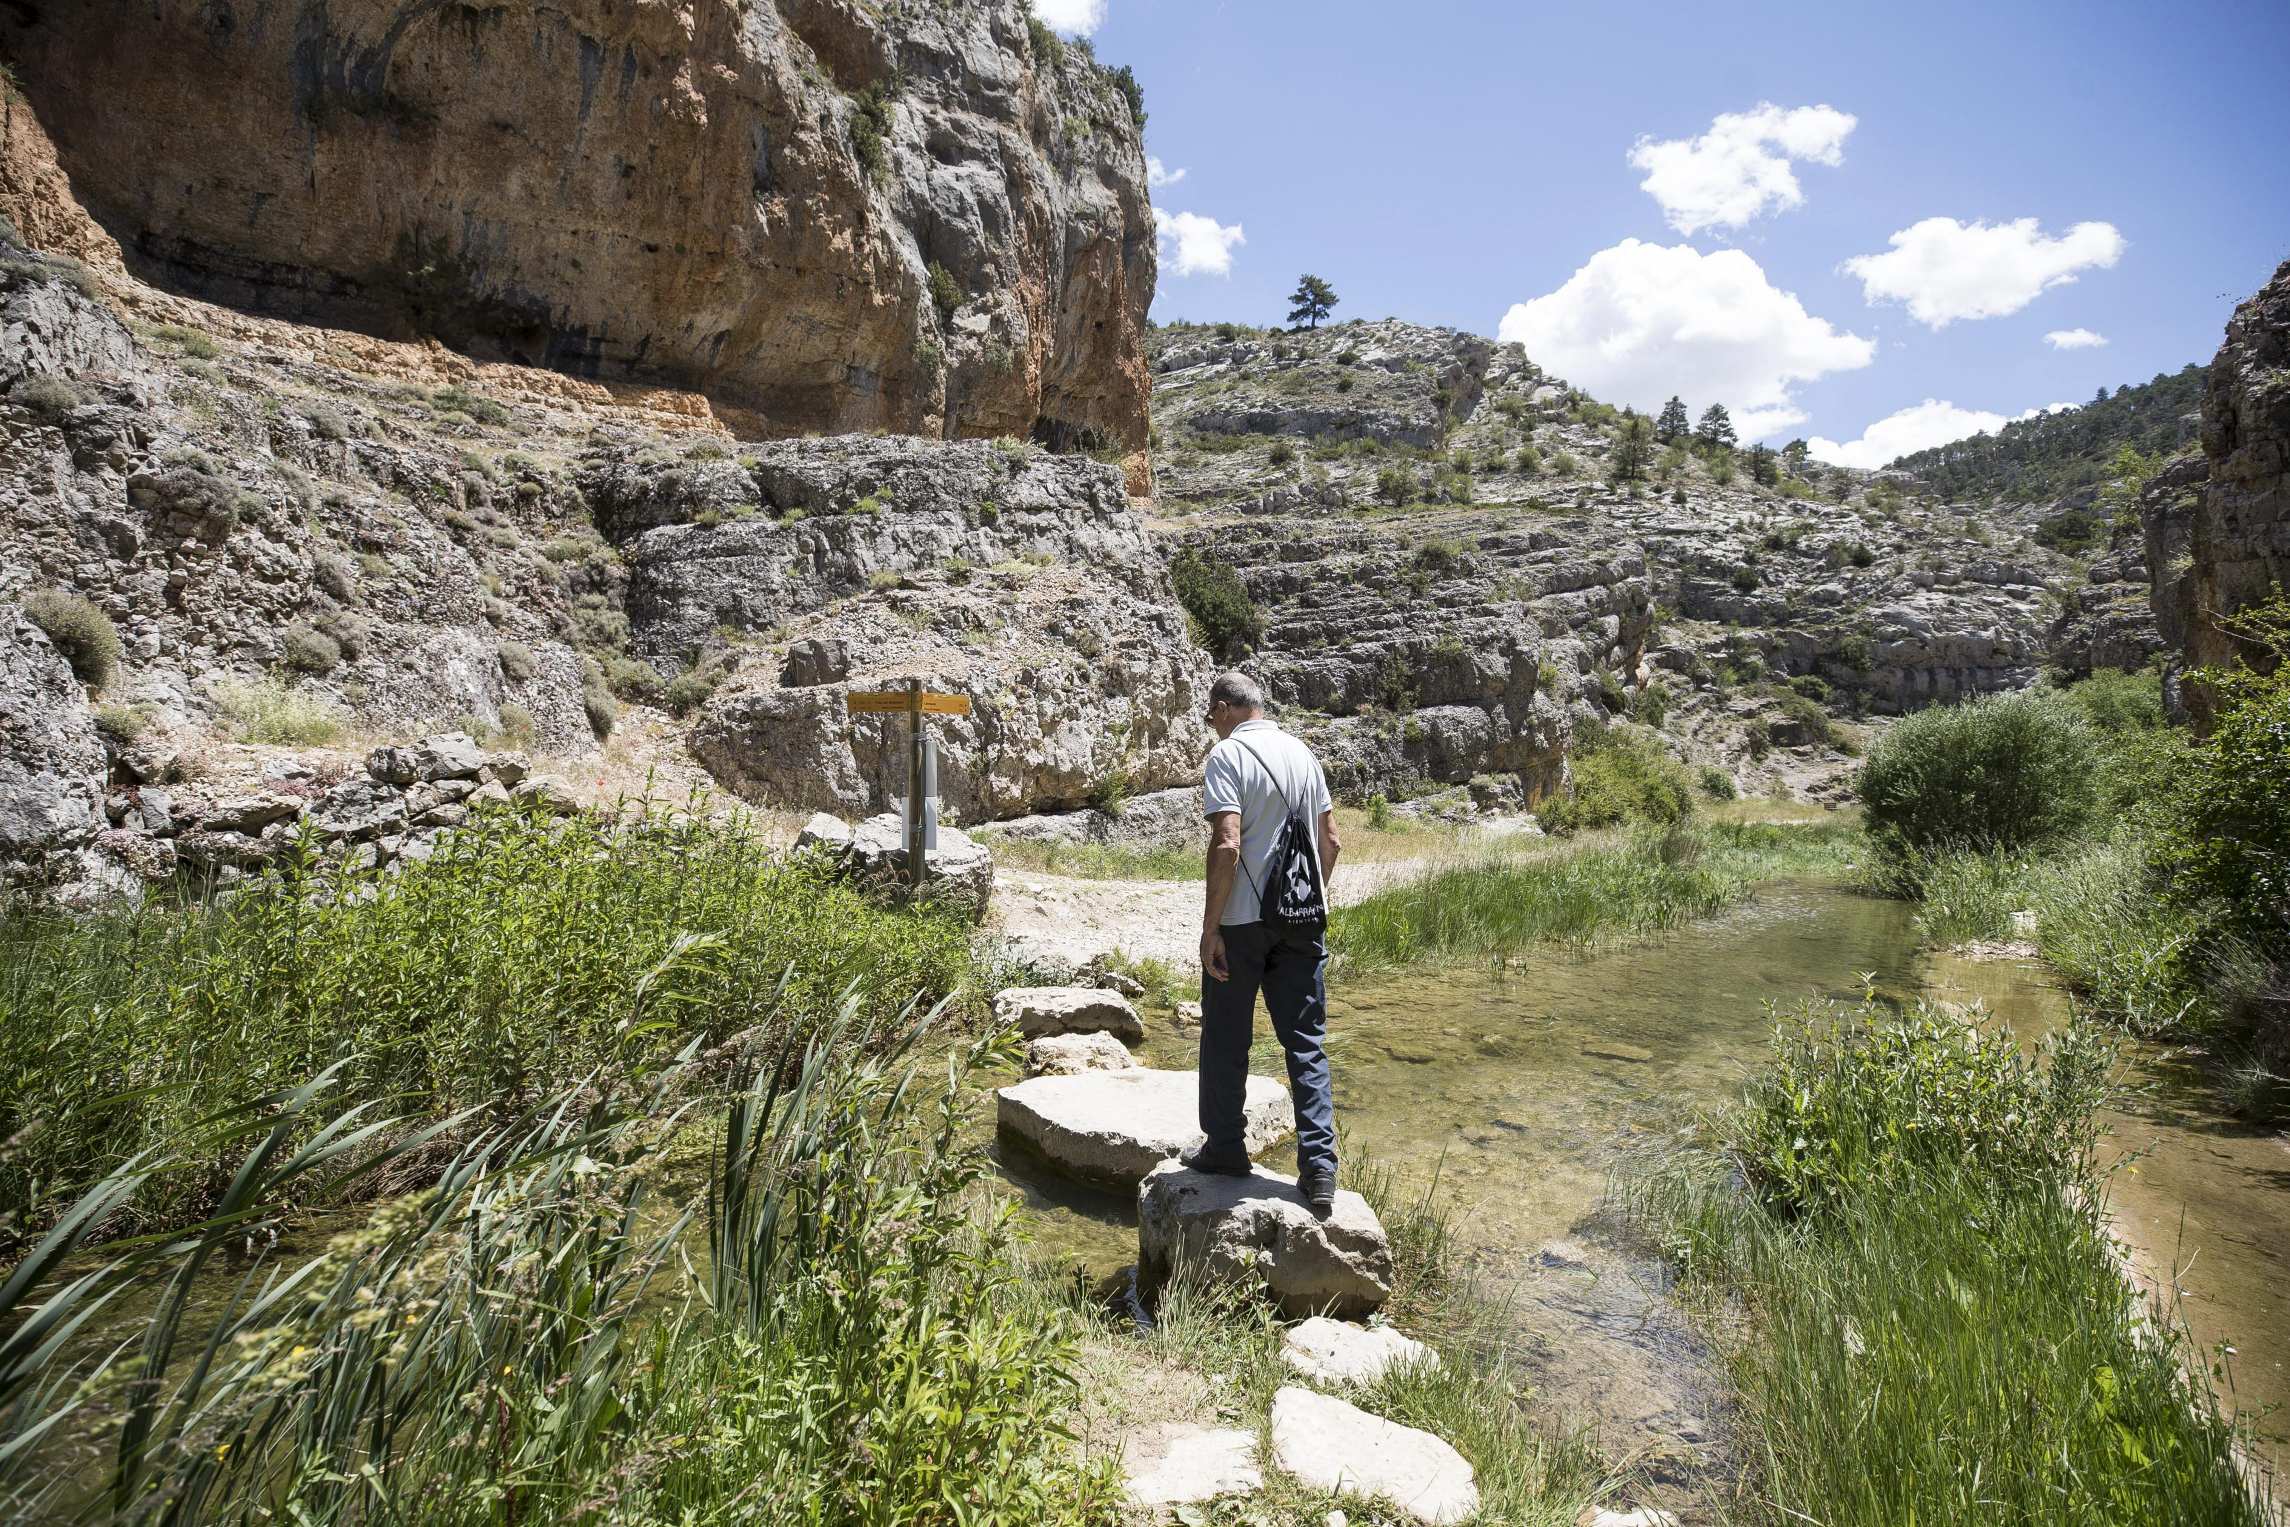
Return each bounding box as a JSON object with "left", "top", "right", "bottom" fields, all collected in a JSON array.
[{"left": 1200, "top": 920, "right": 1336, "bottom": 1177}]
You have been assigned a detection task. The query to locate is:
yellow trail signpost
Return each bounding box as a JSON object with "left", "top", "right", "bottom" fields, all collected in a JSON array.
[{"left": 844, "top": 681, "right": 970, "bottom": 886}]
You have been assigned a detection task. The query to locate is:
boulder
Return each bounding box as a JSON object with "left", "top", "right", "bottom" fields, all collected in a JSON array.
[
  {"left": 1122, "top": 1424, "right": 1262, "bottom": 1509},
  {"left": 364, "top": 745, "right": 419, "bottom": 786},
  {"left": 483, "top": 753, "right": 531, "bottom": 788},
  {"left": 991, "top": 985, "right": 1145, "bottom": 1044},
  {"left": 1269, "top": 1387, "right": 1478, "bottom": 1526},
  {"left": 306, "top": 777, "right": 409, "bottom": 841},
  {"left": 794, "top": 812, "right": 853, "bottom": 851},
  {"left": 1137, "top": 1163, "right": 1394, "bottom": 1319},
  {"left": 411, "top": 732, "right": 484, "bottom": 781},
  {"left": 1023, "top": 1032, "right": 1137, "bottom": 1077},
  {"left": 197, "top": 793, "right": 301, "bottom": 834},
  {"left": 846, "top": 812, "right": 993, "bottom": 922},
  {"left": 512, "top": 776, "right": 582, "bottom": 816},
  {"left": 997, "top": 1069, "right": 1291, "bottom": 1189},
  {"left": 1281, "top": 1318, "right": 1439, "bottom": 1386}
]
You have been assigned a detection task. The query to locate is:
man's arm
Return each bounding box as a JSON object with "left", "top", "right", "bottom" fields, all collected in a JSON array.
[
  {"left": 1201, "top": 810, "right": 1242, "bottom": 981},
  {"left": 1317, "top": 808, "right": 1342, "bottom": 890}
]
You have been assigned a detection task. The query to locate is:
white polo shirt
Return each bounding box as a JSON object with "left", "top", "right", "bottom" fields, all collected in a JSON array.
[{"left": 1203, "top": 719, "right": 1332, "bottom": 927}]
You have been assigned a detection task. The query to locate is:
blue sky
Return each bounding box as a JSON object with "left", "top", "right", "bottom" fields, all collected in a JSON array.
[{"left": 1041, "top": 0, "right": 2290, "bottom": 461}]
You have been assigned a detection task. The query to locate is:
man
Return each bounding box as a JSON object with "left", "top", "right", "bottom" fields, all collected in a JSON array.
[{"left": 1185, "top": 671, "right": 1343, "bottom": 1214}]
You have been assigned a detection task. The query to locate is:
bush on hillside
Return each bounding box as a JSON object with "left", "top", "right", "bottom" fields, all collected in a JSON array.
[
  {"left": 1537, "top": 724, "right": 1696, "bottom": 835},
  {"left": 1170, "top": 549, "right": 1261, "bottom": 660},
  {"left": 23, "top": 589, "right": 122, "bottom": 687},
  {"left": 2156, "top": 600, "right": 2290, "bottom": 949},
  {"left": 1857, "top": 693, "right": 2097, "bottom": 882}
]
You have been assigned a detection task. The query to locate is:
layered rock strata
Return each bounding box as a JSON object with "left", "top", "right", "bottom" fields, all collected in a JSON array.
[{"left": 2, "top": 0, "right": 1154, "bottom": 447}]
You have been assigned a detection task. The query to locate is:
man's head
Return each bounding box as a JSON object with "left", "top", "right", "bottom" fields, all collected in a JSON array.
[{"left": 1204, "top": 671, "right": 1264, "bottom": 740}]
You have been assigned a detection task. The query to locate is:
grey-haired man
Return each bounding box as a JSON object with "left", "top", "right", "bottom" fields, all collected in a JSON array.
[{"left": 1183, "top": 671, "right": 1343, "bottom": 1213}]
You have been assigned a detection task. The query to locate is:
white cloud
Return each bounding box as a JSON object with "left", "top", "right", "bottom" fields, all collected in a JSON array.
[
  {"left": 1029, "top": 0, "right": 1105, "bottom": 36},
  {"left": 1843, "top": 217, "right": 2125, "bottom": 327},
  {"left": 1497, "top": 239, "right": 1874, "bottom": 439},
  {"left": 2045, "top": 327, "right": 2108, "bottom": 350},
  {"left": 1146, "top": 156, "right": 1186, "bottom": 189},
  {"left": 1627, "top": 103, "right": 1857, "bottom": 234},
  {"left": 1154, "top": 208, "right": 1245, "bottom": 278},
  {"left": 1808, "top": 397, "right": 2081, "bottom": 469}
]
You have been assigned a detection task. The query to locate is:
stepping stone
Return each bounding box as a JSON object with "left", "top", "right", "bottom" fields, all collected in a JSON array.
[
  {"left": 1121, "top": 1423, "right": 1262, "bottom": 1507},
  {"left": 1137, "top": 1162, "right": 1393, "bottom": 1319},
  {"left": 997, "top": 1069, "right": 1291, "bottom": 1188},
  {"left": 1023, "top": 1031, "right": 1137, "bottom": 1077},
  {"left": 1270, "top": 1385, "right": 1478, "bottom": 1525},
  {"left": 1281, "top": 1316, "right": 1440, "bottom": 1385},
  {"left": 992, "top": 985, "right": 1146, "bottom": 1044}
]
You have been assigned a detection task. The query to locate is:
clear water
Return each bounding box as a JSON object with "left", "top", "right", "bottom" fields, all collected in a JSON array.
[{"left": 992, "top": 882, "right": 2290, "bottom": 1493}]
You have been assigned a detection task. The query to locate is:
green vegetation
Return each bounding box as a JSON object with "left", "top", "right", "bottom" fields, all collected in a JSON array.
[
  {"left": 1609, "top": 409, "right": 1652, "bottom": 483},
  {"left": 1890, "top": 364, "right": 2203, "bottom": 501},
  {"left": 979, "top": 835, "right": 1205, "bottom": 881},
  {"left": 11, "top": 374, "right": 87, "bottom": 419},
  {"left": 1108, "top": 63, "right": 1147, "bottom": 128},
  {"left": 849, "top": 82, "right": 895, "bottom": 181},
  {"left": 21, "top": 588, "right": 121, "bottom": 687},
  {"left": 211, "top": 675, "right": 345, "bottom": 745},
  {"left": 927, "top": 259, "right": 962, "bottom": 324},
  {"left": 1170, "top": 547, "right": 1262, "bottom": 660},
  {"left": 1329, "top": 819, "right": 1858, "bottom": 968},
  {"left": 1634, "top": 1001, "right": 2264, "bottom": 1527},
  {"left": 1873, "top": 644, "right": 2289, "bottom": 1118},
  {"left": 1694, "top": 402, "right": 1737, "bottom": 453},
  {"left": 0, "top": 807, "right": 976, "bottom": 1242},
  {"left": 1286, "top": 273, "right": 1339, "bottom": 330},
  {"left": 280, "top": 621, "right": 342, "bottom": 675},
  {"left": 0, "top": 1010, "right": 1116, "bottom": 1524},
  {"left": 1535, "top": 724, "right": 1694, "bottom": 835},
  {"left": 1857, "top": 690, "right": 2096, "bottom": 885},
  {"left": 1656, "top": 396, "right": 1690, "bottom": 443}
]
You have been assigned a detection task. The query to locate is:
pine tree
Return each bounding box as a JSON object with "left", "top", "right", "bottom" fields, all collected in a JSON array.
[
  {"left": 1781, "top": 438, "right": 1810, "bottom": 476},
  {"left": 1611, "top": 410, "right": 1653, "bottom": 483},
  {"left": 1656, "top": 396, "right": 1691, "bottom": 443},
  {"left": 1749, "top": 443, "right": 1779, "bottom": 486},
  {"left": 1695, "top": 403, "right": 1737, "bottom": 453},
  {"left": 1286, "top": 275, "right": 1338, "bottom": 330}
]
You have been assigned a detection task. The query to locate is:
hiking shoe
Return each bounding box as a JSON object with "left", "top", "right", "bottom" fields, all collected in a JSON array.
[
  {"left": 1298, "top": 1168, "right": 1337, "bottom": 1217},
  {"left": 1179, "top": 1145, "right": 1254, "bottom": 1177}
]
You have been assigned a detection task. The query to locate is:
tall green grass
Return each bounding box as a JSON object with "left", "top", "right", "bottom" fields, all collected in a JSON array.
[
  {"left": 0, "top": 807, "right": 976, "bottom": 1245},
  {"left": 0, "top": 1001, "right": 1120, "bottom": 1525},
  {"left": 1633, "top": 1001, "right": 2268, "bottom": 1526},
  {"left": 1330, "top": 820, "right": 1859, "bottom": 968}
]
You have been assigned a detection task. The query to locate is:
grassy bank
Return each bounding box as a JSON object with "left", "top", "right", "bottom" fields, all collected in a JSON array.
[
  {"left": 1633, "top": 1000, "right": 2268, "bottom": 1526},
  {"left": 0, "top": 806, "right": 978, "bottom": 1245},
  {"left": 0, "top": 1011, "right": 1122, "bottom": 1524},
  {"left": 1863, "top": 652, "right": 2289, "bottom": 1120},
  {"left": 979, "top": 802, "right": 1480, "bottom": 882},
  {"left": 1329, "top": 818, "right": 1861, "bottom": 968}
]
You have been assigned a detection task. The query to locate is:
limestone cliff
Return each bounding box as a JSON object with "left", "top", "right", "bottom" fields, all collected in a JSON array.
[
  {"left": 0, "top": 0, "right": 1154, "bottom": 449},
  {"left": 2151, "top": 258, "right": 2290, "bottom": 724}
]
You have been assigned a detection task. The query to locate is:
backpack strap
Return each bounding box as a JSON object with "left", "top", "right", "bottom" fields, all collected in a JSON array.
[{"left": 1229, "top": 735, "right": 1299, "bottom": 817}]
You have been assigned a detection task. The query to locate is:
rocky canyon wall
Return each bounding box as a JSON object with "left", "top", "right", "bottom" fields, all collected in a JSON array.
[{"left": 0, "top": 0, "right": 1153, "bottom": 448}]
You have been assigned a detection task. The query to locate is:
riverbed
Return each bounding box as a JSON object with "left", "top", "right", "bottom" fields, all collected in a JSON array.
[{"left": 991, "top": 880, "right": 2290, "bottom": 1502}]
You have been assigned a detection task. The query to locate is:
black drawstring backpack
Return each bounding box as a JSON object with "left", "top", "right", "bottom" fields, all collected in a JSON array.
[{"left": 1230, "top": 736, "right": 1327, "bottom": 929}]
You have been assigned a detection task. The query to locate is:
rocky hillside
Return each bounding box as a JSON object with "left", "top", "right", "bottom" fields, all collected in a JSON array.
[
  {"left": 0, "top": 0, "right": 1154, "bottom": 452},
  {"left": 1891, "top": 362, "right": 2205, "bottom": 513},
  {"left": 2149, "top": 257, "right": 2290, "bottom": 725},
  {"left": 1146, "top": 318, "right": 2073, "bottom": 797}
]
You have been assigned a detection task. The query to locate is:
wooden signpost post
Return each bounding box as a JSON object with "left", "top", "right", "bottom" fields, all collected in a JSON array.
[{"left": 845, "top": 680, "right": 971, "bottom": 887}]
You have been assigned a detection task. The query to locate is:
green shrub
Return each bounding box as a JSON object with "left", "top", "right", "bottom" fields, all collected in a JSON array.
[
  {"left": 849, "top": 84, "right": 894, "bottom": 180},
  {"left": 1732, "top": 1001, "right": 2111, "bottom": 1218},
  {"left": 153, "top": 323, "right": 220, "bottom": 360},
  {"left": 926, "top": 260, "right": 961, "bottom": 324},
  {"left": 497, "top": 640, "right": 537, "bottom": 682},
  {"left": 1857, "top": 692, "right": 2097, "bottom": 882},
  {"left": 430, "top": 385, "right": 510, "bottom": 426},
  {"left": 22, "top": 589, "right": 122, "bottom": 687},
  {"left": 1267, "top": 438, "right": 1296, "bottom": 466},
  {"left": 281, "top": 623, "right": 342, "bottom": 675},
  {"left": 1537, "top": 725, "right": 1695, "bottom": 835},
  {"left": 582, "top": 660, "right": 620, "bottom": 737},
  {"left": 12, "top": 374, "right": 86, "bottom": 419},
  {"left": 212, "top": 676, "right": 344, "bottom": 745},
  {"left": 1697, "top": 764, "right": 1737, "bottom": 800},
  {"left": 1912, "top": 849, "right": 2030, "bottom": 946},
  {"left": 605, "top": 652, "right": 666, "bottom": 704},
  {"left": 1170, "top": 548, "right": 1261, "bottom": 660},
  {"left": 664, "top": 669, "right": 717, "bottom": 715},
  {"left": 2155, "top": 605, "right": 2290, "bottom": 948},
  {"left": 93, "top": 703, "right": 154, "bottom": 745}
]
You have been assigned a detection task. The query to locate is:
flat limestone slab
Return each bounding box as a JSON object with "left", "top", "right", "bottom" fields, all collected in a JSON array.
[
  {"left": 996, "top": 1068, "right": 1291, "bottom": 1188},
  {"left": 1270, "top": 1385, "right": 1478, "bottom": 1526},
  {"left": 1281, "top": 1316, "right": 1439, "bottom": 1385},
  {"left": 1121, "top": 1423, "right": 1262, "bottom": 1507},
  {"left": 992, "top": 985, "right": 1145, "bottom": 1043},
  {"left": 1137, "top": 1163, "right": 1395, "bottom": 1319}
]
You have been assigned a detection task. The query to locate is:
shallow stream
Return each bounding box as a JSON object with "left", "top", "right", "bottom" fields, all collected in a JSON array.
[{"left": 991, "top": 880, "right": 2290, "bottom": 1496}]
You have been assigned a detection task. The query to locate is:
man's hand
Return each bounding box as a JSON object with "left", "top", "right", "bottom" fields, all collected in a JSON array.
[{"left": 1200, "top": 927, "right": 1230, "bottom": 982}]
